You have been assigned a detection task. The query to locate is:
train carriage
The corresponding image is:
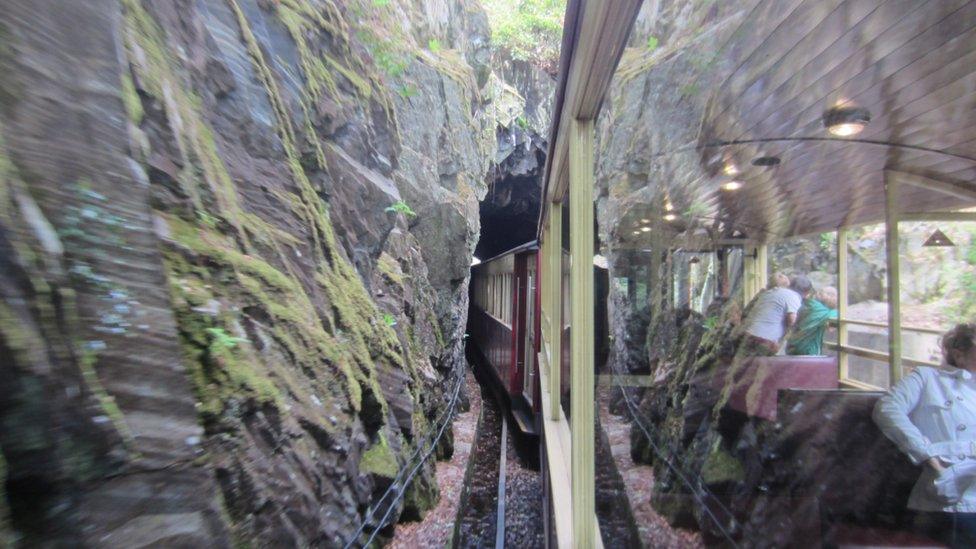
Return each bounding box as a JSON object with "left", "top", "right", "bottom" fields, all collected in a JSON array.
[
  {"left": 469, "top": 242, "right": 542, "bottom": 434},
  {"left": 469, "top": 241, "right": 611, "bottom": 436}
]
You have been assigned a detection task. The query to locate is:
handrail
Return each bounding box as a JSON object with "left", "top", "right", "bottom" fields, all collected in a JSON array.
[
  {"left": 825, "top": 342, "right": 940, "bottom": 369},
  {"left": 830, "top": 318, "right": 944, "bottom": 335},
  {"left": 838, "top": 377, "right": 885, "bottom": 392}
]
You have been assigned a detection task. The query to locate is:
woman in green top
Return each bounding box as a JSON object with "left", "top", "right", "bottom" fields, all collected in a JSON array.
[{"left": 787, "top": 287, "right": 838, "bottom": 356}]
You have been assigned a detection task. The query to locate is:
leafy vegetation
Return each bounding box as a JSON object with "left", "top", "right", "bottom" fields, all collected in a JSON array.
[
  {"left": 819, "top": 232, "right": 836, "bottom": 252},
  {"left": 646, "top": 35, "right": 659, "bottom": 52},
  {"left": 951, "top": 227, "right": 976, "bottom": 322},
  {"left": 205, "top": 327, "right": 248, "bottom": 350},
  {"left": 397, "top": 84, "right": 418, "bottom": 98},
  {"left": 683, "top": 199, "right": 708, "bottom": 217},
  {"left": 482, "top": 0, "right": 565, "bottom": 69},
  {"left": 385, "top": 200, "right": 417, "bottom": 217},
  {"left": 357, "top": 29, "right": 410, "bottom": 79},
  {"left": 427, "top": 38, "right": 442, "bottom": 52}
]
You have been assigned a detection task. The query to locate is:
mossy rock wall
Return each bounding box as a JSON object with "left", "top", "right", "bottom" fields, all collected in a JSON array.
[{"left": 0, "top": 0, "right": 506, "bottom": 545}]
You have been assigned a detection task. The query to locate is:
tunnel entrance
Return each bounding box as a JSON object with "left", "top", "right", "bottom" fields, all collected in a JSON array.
[
  {"left": 475, "top": 172, "right": 542, "bottom": 260},
  {"left": 475, "top": 123, "right": 547, "bottom": 261}
]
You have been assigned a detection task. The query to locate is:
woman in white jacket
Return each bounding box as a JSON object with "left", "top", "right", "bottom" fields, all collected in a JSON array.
[{"left": 874, "top": 323, "right": 976, "bottom": 548}]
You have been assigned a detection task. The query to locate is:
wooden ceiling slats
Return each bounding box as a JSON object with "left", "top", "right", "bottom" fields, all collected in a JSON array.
[
  {"left": 771, "top": 177, "right": 959, "bottom": 234},
  {"left": 724, "top": 0, "right": 931, "bottom": 142},
  {"left": 885, "top": 146, "right": 976, "bottom": 176},
  {"left": 725, "top": 1, "right": 976, "bottom": 145},
  {"left": 551, "top": 0, "right": 976, "bottom": 241},
  {"left": 758, "top": 144, "right": 877, "bottom": 197},
  {"left": 874, "top": 93, "right": 976, "bottom": 154},
  {"left": 727, "top": 143, "right": 966, "bottom": 236},
  {"left": 778, "top": 3, "right": 976, "bottom": 138},
  {"left": 717, "top": 0, "right": 886, "bottom": 135},
  {"left": 758, "top": 156, "right": 878, "bottom": 212},
  {"left": 818, "top": 65, "right": 976, "bottom": 147},
  {"left": 708, "top": 0, "right": 848, "bottom": 126},
  {"left": 689, "top": 0, "right": 976, "bottom": 237},
  {"left": 912, "top": 157, "right": 976, "bottom": 183},
  {"left": 946, "top": 136, "right": 976, "bottom": 159},
  {"left": 707, "top": 0, "right": 808, "bottom": 96},
  {"left": 712, "top": 1, "right": 975, "bottom": 147}
]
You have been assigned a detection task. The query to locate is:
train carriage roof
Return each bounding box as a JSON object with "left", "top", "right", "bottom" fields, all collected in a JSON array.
[{"left": 473, "top": 240, "right": 539, "bottom": 270}]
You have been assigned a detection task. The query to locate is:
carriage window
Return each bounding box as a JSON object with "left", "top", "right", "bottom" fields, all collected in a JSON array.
[
  {"left": 497, "top": 274, "right": 503, "bottom": 320},
  {"left": 502, "top": 274, "right": 512, "bottom": 325},
  {"left": 501, "top": 274, "right": 507, "bottom": 323},
  {"left": 492, "top": 274, "right": 498, "bottom": 318}
]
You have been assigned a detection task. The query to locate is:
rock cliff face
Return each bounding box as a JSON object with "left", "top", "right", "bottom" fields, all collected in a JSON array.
[
  {"left": 0, "top": 0, "right": 524, "bottom": 545},
  {"left": 476, "top": 53, "right": 552, "bottom": 259}
]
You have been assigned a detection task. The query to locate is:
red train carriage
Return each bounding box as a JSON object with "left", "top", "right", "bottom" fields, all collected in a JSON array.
[
  {"left": 469, "top": 242, "right": 542, "bottom": 434},
  {"left": 469, "top": 241, "right": 610, "bottom": 435}
]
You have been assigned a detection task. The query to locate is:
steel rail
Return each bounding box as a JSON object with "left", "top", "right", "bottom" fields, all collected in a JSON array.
[{"left": 495, "top": 415, "right": 508, "bottom": 549}]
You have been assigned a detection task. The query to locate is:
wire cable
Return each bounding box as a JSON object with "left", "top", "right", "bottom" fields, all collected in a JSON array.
[
  {"left": 344, "top": 361, "right": 464, "bottom": 546},
  {"left": 611, "top": 366, "right": 741, "bottom": 547},
  {"left": 342, "top": 360, "right": 466, "bottom": 548}
]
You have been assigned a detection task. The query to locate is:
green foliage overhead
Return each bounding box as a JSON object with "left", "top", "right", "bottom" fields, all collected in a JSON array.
[
  {"left": 428, "top": 38, "right": 442, "bottom": 52},
  {"left": 482, "top": 0, "right": 565, "bottom": 69},
  {"left": 646, "top": 35, "right": 659, "bottom": 52}
]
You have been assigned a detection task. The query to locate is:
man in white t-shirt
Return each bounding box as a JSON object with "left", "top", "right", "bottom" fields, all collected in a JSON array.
[{"left": 741, "top": 275, "right": 813, "bottom": 355}]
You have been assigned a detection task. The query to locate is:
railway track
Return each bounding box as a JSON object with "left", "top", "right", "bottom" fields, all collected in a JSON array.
[{"left": 453, "top": 365, "right": 543, "bottom": 548}]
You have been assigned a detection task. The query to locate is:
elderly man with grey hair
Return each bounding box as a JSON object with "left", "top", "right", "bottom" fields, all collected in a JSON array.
[{"left": 741, "top": 274, "right": 814, "bottom": 356}]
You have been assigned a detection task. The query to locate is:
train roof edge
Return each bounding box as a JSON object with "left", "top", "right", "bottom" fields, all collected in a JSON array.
[{"left": 474, "top": 240, "right": 540, "bottom": 267}]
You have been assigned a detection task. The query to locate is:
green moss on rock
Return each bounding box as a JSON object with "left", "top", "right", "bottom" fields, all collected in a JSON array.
[
  {"left": 400, "top": 460, "right": 439, "bottom": 521},
  {"left": 120, "top": 72, "right": 144, "bottom": 123},
  {"left": 700, "top": 441, "right": 744, "bottom": 485},
  {"left": 359, "top": 434, "right": 398, "bottom": 478},
  {"left": 376, "top": 253, "right": 404, "bottom": 287}
]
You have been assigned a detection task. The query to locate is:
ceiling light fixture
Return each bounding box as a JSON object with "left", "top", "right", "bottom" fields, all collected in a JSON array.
[
  {"left": 752, "top": 156, "right": 781, "bottom": 167},
  {"left": 640, "top": 227, "right": 651, "bottom": 232},
  {"left": 721, "top": 180, "right": 743, "bottom": 191},
  {"left": 822, "top": 105, "right": 871, "bottom": 136},
  {"left": 663, "top": 213, "right": 677, "bottom": 222},
  {"left": 640, "top": 218, "right": 651, "bottom": 223},
  {"left": 664, "top": 200, "right": 674, "bottom": 212},
  {"left": 723, "top": 164, "right": 739, "bottom": 176}
]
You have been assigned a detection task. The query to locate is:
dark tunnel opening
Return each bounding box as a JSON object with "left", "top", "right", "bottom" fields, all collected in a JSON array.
[
  {"left": 475, "top": 172, "right": 542, "bottom": 260},
  {"left": 474, "top": 124, "right": 547, "bottom": 261}
]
